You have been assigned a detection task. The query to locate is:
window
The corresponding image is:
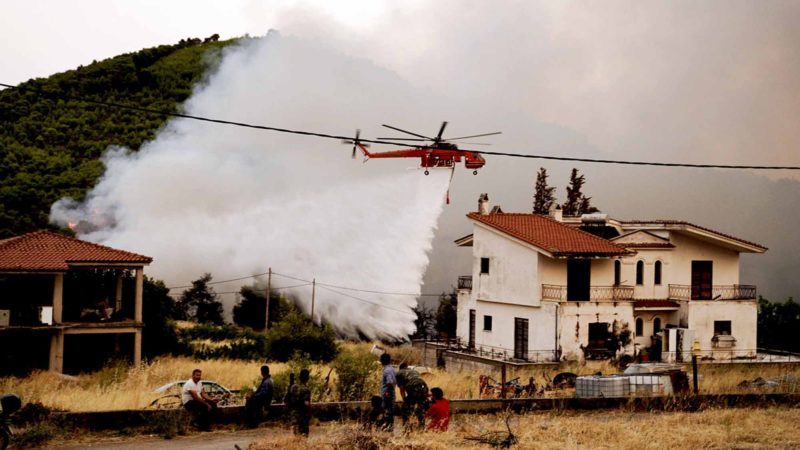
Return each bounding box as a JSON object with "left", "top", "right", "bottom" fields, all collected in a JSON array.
[
  {"left": 654, "top": 260, "right": 662, "bottom": 285},
  {"left": 635, "top": 318, "right": 643, "bottom": 337},
  {"left": 614, "top": 260, "right": 621, "bottom": 286},
  {"left": 483, "top": 315, "right": 493, "bottom": 331},
  {"left": 653, "top": 318, "right": 662, "bottom": 334},
  {"left": 714, "top": 320, "right": 732, "bottom": 336},
  {"left": 480, "top": 257, "right": 490, "bottom": 274},
  {"left": 636, "top": 261, "right": 644, "bottom": 285}
]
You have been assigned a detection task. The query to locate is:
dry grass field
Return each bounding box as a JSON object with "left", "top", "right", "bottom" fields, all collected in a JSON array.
[
  {"left": 249, "top": 407, "right": 800, "bottom": 449},
  {"left": 1, "top": 342, "right": 798, "bottom": 412}
]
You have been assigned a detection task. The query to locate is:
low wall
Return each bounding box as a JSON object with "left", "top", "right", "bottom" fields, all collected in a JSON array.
[
  {"left": 413, "top": 341, "right": 558, "bottom": 375},
  {"left": 48, "top": 394, "right": 800, "bottom": 432}
]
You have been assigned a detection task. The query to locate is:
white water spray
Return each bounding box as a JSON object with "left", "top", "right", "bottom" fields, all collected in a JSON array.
[{"left": 50, "top": 33, "right": 451, "bottom": 339}]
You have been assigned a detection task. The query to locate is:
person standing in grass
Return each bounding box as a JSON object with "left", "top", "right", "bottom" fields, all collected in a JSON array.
[
  {"left": 181, "top": 368, "right": 218, "bottom": 431},
  {"left": 379, "top": 352, "right": 396, "bottom": 432},
  {"left": 425, "top": 387, "right": 450, "bottom": 432},
  {"left": 397, "top": 363, "right": 429, "bottom": 429},
  {"left": 244, "top": 365, "right": 274, "bottom": 428},
  {"left": 286, "top": 368, "right": 311, "bottom": 436}
]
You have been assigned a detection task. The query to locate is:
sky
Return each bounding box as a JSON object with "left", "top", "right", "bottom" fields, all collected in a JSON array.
[{"left": 3, "top": 1, "right": 800, "bottom": 322}]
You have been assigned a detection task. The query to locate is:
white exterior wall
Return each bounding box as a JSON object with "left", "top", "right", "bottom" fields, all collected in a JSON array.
[
  {"left": 473, "top": 300, "right": 557, "bottom": 358},
  {"left": 688, "top": 300, "right": 757, "bottom": 355},
  {"left": 456, "top": 288, "right": 476, "bottom": 346},
  {"left": 473, "top": 225, "right": 540, "bottom": 306},
  {"left": 558, "top": 302, "right": 635, "bottom": 360},
  {"left": 668, "top": 233, "right": 740, "bottom": 287},
  {"left": 623, "top": 250, "right": 672, "bottom": 299},
  {"left": 633, "top": 311, "right": 677, "bottom": 349}
]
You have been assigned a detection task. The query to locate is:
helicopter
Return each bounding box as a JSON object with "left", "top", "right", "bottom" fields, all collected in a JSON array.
[{"left": 343, "top": 122, "right": 501, "bottom": 175}]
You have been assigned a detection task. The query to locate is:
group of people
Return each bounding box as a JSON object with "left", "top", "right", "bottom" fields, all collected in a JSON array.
[
  {"left": 180, "top": 354, "right": 449, "bottom": 436},
  {"left": 378, "top": 352, "right": 450, "bottom": 432},
  {"left": 180, "top": 365, "right": 310, "bottom": 435}
]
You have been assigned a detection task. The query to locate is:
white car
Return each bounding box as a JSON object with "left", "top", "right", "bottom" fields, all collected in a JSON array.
[{"left": 148, "top": 380, "right": 237, "bottom": 409}]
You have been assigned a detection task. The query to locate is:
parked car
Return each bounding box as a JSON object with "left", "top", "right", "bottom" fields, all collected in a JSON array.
[{"left": 148, "top": 380, "right": 238, "bottom": 409}]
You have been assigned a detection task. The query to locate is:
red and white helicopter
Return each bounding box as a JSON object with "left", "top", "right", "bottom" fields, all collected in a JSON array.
[
  {"left": 343, "top": 122, "right": 500, "bottom": 175},
  {"left": 343, "top": 122, "right": 501, "bottom": 203}
]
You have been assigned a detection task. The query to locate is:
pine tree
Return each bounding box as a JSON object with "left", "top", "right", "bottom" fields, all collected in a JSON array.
[
  {"left": 533, "top": 167, "right": 557, "bottom": 214},
  {"left": 177, "top": 273, "right": 224, "bottom": 325},
  {"left": 562, "top": 168, "right": 600, "bottom": 216}
]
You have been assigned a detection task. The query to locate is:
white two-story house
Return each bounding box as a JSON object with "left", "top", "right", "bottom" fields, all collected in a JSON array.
[{"left": 455, "top": 195, "right": 767, "bottom": 363}]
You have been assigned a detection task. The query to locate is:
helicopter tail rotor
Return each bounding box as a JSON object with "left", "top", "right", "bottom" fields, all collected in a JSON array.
[{"left": 342, "top": 129, "right": 369, "bottom": 159}]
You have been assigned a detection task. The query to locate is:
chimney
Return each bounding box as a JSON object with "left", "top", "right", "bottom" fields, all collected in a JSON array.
[
  {"left": 549, "top": 203, "right": 563, "bottom": 222},
  {"left": 478, "top": 193, "right": 490, "bottom": 215}
]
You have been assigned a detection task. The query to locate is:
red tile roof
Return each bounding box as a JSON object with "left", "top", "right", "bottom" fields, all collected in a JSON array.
[
  {"left": 467, "top": 213, "right": 631, "bottom": 257},
  {"left": 634, "top": 300, "right": 680, "bottom": 309},
  {"left": 0, "top": 230, "right": 152, "bottom": 272},
  {"left": 619, "top": 220, "right": 767, "bottom": 251}
]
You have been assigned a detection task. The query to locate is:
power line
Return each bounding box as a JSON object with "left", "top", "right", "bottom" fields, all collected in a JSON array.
[
  {"left": 167, "top": 272, "right": 269, "bottom": 290},
  {"left": 272, "top": 271, "right": 443, "bottom": 297},
  {"left": 166, "top": 269, "right": 448, "bottom": 298},
  {"left": 2, "top": 81, "right": 799, "bottom": 171},
  {"left": 316, "top": 284, "right": 416, "bottom": 316}
]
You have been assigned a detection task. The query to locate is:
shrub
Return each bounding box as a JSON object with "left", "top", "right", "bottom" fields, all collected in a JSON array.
[
  {"left": 272, "top": 352, "right": 328, "bottom": 403},
  {"left": 265, "top": 303, "right": 339, "bottom": 362},
  {"left": 332, "top": 347, "right": 381, "bottom": 401}
]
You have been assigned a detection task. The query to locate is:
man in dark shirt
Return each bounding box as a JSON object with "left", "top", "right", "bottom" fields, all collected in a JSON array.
[
  {"left": 244, "top": 365, "right": 274, "bottom": 428},
  {"left": 286, "top": 369, "right": 311, "bottom": 436}
]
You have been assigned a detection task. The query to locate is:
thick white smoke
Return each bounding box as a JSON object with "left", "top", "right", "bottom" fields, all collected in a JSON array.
[{"left": 50, "top": 33, "right": 452, "bottom": 339}]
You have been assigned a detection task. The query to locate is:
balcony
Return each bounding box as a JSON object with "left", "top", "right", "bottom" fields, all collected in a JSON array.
[
  {"left": 541, "top": 284, "right": 634, "bottom": 301},
  {"left": 668, "top": 284, "right": 756, "bottom": 300},
  {"left": 458, "top": 275, "right": 473, "bottom": 290}
]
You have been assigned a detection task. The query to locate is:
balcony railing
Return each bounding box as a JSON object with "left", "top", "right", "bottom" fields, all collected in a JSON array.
[
  {"left": 458, "top": 275, "right": 473, "bottom": 290},
  {"left": 541, "top": 284, "right": 634, "bottom": 301},
  {"left": 668, "top": 284, "right": 756, "bottom": 300}
]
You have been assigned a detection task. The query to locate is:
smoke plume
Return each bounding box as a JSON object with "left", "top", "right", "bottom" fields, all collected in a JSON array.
[{"left": 51, "top": 33, "right": 452, "bottom": 339}]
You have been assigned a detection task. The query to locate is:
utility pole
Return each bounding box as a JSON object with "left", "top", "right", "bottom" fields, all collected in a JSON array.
[
  {"left": 311, "top": 278, "right": 316, "bottom": 324},
  {"left": 265, "top": 267, "right": 272, "bottom": 330}
]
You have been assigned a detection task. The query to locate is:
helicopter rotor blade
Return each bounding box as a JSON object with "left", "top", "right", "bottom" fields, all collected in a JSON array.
[
  {"left": 435, "top": 121, "right": 449, "bottom": 142},
  {"left": 381, "top": 124, "right": 431, "bottom": 140},
  {"left": 456, "top": 142, "right": 492, "bottom": 146},
  {"left": 376, "top": 137, "right": 430, "bottom": 141},
  {"left": 446, "top": 131, "right": 503, "bottom": 141}
]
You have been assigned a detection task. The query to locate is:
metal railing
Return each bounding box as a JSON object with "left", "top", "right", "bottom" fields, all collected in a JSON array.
[
  {"left": 421, "top": 338, "right": 558, "bottom": 363},
  {"left": 541, "top": 284, "right": 634, "bottom": 301},
  {"left": 668, "top": 284, "right": 757, "bottom": 300},
  {"left": 458, "top": 276, "right": 473, "bottom": 290}
]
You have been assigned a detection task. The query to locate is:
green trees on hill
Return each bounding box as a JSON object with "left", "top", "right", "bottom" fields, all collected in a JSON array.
[{"left": 0, "top": 36, "right": 236, "bottom": 238}]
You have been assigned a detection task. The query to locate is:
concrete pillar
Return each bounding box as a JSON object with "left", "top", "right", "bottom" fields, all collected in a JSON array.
[
  {"left": 134, "top": 268, "right": 143, "bottom": 322},
  {"left": 115, "top": 270, "right": 123, "bottom": 311},
  {"left": 52, "top": 273, "right": 64, "bottom": 323},
  {"left": 134, "top": 330, "right": 142, "bottom": 367},
  {"left": 49, "top": 331, "right": 64, "bottom": 373},
  {"left": 134, "top": 267, "right": 143, "bottom": 367}
]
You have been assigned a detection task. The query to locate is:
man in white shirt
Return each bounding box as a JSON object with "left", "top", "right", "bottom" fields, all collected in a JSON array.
[{"left": 182, "top": 368, "right": 218, "bottom": 431}]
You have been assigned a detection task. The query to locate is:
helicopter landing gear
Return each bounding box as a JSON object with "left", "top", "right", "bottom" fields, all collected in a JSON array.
[
  {"left": 473, "top": 170, "right": 478, "bottom": 175},
  {"left": 424, "top": 170, "right": 430, "bottom": 175}
]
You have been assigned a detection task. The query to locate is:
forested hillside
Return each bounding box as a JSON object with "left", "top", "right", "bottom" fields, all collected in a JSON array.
[{"left": 0, "top": 35, "right": 237, "bottom": 238}]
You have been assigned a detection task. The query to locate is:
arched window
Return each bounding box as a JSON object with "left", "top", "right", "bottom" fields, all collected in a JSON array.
[
  {"left": 635, "top": 318, "right": 643, "bottom": 337},
  {"left": 614, "top": 260, "right": 621, "bottom": 286},
  {"left": 636, "top": 260, "right": 644, "bottom": 285},
  {"left": 654, "top": 260, "right": 662, "bottom": 285},
  {"left": 653, "top": 318, "right": 662, "bottom": 335}
]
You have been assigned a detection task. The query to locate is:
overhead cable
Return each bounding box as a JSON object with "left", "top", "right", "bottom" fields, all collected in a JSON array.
[{"left": 2, "top": 81, "right": 798, "bottom": 170}]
